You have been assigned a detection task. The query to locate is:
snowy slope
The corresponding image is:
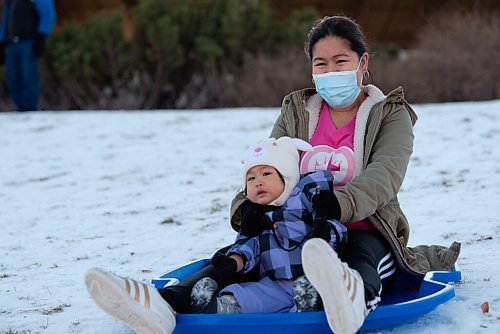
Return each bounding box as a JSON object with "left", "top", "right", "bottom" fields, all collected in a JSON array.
[{"left": 0, "top": 101, "right": 499, "bottom": 333}]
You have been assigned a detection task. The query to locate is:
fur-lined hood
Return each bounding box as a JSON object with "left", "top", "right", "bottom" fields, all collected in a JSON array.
[{"left": 304, "top": 85, "right": 387, "bottom": 178}]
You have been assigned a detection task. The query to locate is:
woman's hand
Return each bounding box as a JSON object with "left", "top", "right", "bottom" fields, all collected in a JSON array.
[
  {"left": 312, "top": 190, "right": 341, "bottom": 220},
  {"left": 311, "top": 216, "right": 332, "bottom": 242}
]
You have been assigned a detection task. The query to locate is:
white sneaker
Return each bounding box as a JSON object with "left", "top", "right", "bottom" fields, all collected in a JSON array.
[
  {"left": 85, "top": 267, "right": 176, "bottom": 334},
  {"left": 302, "top": 239, "right": 368, "bottom": 334}
]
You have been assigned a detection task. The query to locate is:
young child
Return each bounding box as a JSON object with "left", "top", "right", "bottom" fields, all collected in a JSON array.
[
  {"left": 190, "top": 136, "right": 347, "bottom": 314},
  {"left": 84, "top": 137, "right": 345, "bottom": 333}
]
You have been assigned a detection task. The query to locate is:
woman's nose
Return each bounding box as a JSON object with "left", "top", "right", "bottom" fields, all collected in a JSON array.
[
  {"left": 326, "top": 64, "right": 341, "bottom": 73},
  {"left": 325, "top": 64, "right": 336, "bottom": 73}
]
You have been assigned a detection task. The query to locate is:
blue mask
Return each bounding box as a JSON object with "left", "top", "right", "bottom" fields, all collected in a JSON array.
[{"left": 312, "top": 60, "right": 362, "bottom": 109}]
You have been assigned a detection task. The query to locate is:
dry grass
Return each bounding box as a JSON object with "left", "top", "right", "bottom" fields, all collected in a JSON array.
[
  {"left": 371, "top": 8, "right": 500, "bottom": 103},
  {"left": 177, "top": 46, "right": 311, "bottom": 108},
  {"left": 1, "top": 9, "right": 499, "bottom": 110}
]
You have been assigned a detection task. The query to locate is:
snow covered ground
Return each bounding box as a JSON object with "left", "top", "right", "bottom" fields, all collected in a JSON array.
[{"left": 1, "top": 100, "right": 499, "bottom": 334}]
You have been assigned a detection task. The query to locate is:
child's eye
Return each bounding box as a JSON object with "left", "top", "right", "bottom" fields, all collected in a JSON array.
[
  {"left": 263, "top": 171, "right": 273, "bottom": 176},
  {"left": 247, "top": 176, "right": 255, "bottom": 182}
]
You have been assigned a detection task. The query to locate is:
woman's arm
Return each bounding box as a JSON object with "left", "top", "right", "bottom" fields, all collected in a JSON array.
[
  {"left": 335, "top": 104, "right": 414, "bottom": 223},
  {"left": 270, "top": 111, "right": 289, "bottom": 139}
]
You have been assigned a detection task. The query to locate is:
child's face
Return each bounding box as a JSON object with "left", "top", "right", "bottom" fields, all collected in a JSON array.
[{"left": 246, "top": 165, "right": 285, "bottom": 205}]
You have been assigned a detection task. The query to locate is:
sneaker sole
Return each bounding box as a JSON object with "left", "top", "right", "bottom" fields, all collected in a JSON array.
[
  {"left": 85, "top": 267, "right": 173, "bottom": 334},
  {"left": 302, "top": 239, "right": 359, "bottom": 334}
]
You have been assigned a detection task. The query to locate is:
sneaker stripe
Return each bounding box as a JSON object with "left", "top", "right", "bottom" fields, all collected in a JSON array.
[
  {"left": 142, "top": 283, "right": 150, "bottom": 308},
  {"left": 377, "top": 252, "right": 396, "bottom": 279},
  {"left": 378, "top": 259, "right": 394, "bottom": 273},
  {"left": 379, "top": 267, "right": 396, "bottom": 280},
  {"left": 350, "top": 274, "right": 358, "bottom": 302},
  {"left": 345, "top": 267, "right": 362, "bottom": 303},
  {"left": 366, "top": 286, "right": 382, "bottom": 312},
  {"left": 342, "top": 264, "right": 358, "bottom": 303},
  {"left": 124, "top": 277, "right": 131, "bottom": 294},
  {"left": 85, "top": 267, "right": 177, "bottom": 334},
  {"left": 122, "top": 276, "right": 152, "bottom": 309},
  {"left": 346, "top": 272, "right": 352, "bottom": 292},
  {"left": 133, "top": 280, "right": 140, "bottom": 303},
  {"left": 376, "top": 252, "right": 392, "bottom": 271},
  {"left": 377, "top": 252, "right": 396, "bottom": 280}
]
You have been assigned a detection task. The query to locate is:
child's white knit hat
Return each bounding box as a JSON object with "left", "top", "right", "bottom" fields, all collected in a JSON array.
[{"left": 242, "top": 137, "right": 313, "bottom": 206}]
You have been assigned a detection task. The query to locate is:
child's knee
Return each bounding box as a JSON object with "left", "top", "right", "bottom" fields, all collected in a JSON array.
[{"left": 217, "top": 293, "right": 242, "bottom": 313}]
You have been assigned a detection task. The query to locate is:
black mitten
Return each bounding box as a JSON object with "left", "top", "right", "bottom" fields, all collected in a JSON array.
[
  {"left": 32, "top": 34, "right": 47, "bottom": 58},
  {"left": 239, "top": 201, "right": 276, "bottom": 238},
  {"left": 312, "top": 190, "right": 341, "bottom": 220},
  {"left": 210, "top": 256, "right": 238, "bottom": 289},
  {"left": 312, "top": 216, "right": 331, "bottom": 242}
]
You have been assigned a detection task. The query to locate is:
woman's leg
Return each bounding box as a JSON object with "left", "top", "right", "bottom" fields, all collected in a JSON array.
[
  {"left": 295, "top": 231, "right": 395, "bottom": 313},
  {"left": 337, "top": 230, "right": 396, "bottom": 311},
  {"left": 301, "top": 233, "right": 395, "bottom": 334}
]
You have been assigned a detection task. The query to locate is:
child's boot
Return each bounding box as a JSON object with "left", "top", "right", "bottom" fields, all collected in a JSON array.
[
  {"left": 191, "top": 277, "right": 218, "bottom": 313},
  {"left": 293, "top": 275, "right": 322, "bottom": 312},
  {"left": 302, "top": 239, "right": 368, "bottom": 334},
  {"left": 191, "top": 277, "right": 241, "bottom": 314},
  {"left": 85, "top": 267, "right": 176, "bottom": 334}
]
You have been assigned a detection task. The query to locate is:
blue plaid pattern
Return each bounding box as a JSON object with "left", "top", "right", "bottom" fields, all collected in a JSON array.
[{"left": 227, "top": 170, "right": 347, "bottom": 280}]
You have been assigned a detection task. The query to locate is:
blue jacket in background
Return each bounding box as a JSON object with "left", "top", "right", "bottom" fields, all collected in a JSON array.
[{"left": 0, "top": 0, "right": 56, "bottom": 42}]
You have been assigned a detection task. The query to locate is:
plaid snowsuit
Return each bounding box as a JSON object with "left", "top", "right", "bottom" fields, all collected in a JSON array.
[{"left": 227, "top": 170, "right": 347, "bottom": 280}]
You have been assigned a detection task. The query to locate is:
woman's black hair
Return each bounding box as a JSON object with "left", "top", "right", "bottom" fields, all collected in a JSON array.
[{"left": 305, "top": 16, "right": 368, "bottom": 61}]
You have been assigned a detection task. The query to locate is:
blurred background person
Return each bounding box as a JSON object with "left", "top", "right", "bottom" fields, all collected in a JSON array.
[{"left": 0, "top": 0, "right": 56, "bottom": 111}]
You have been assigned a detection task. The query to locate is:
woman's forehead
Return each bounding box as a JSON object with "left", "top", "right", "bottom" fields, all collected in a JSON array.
[{"left": 312, "top": 36, "right": 355, "bottom": 57}]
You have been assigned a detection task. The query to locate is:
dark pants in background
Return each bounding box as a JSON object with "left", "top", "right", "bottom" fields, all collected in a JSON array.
[{"left": 6, "top": 39, "right": 40, "bottom": 111}]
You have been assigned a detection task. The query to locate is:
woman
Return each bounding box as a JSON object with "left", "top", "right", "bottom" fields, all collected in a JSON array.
[
  {"left": 84, "top": 15, "right": 460, "bottom": 334},
  {"left": 229, "top": 15, "right": 461, "bottom": 334}
]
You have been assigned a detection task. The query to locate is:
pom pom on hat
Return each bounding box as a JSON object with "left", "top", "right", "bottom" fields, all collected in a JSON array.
[{"left": 242, "top": 137, "right": 313, "bottom": 206}]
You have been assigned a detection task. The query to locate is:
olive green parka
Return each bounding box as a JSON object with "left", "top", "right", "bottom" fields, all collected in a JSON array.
[{"left": 230, "top": 85, "right": 460, "bottom": 279}]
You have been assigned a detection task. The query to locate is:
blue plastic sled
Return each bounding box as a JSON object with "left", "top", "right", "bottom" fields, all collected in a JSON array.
[{"left": 152, "top": 259, "right": 461, "bottom": 334}]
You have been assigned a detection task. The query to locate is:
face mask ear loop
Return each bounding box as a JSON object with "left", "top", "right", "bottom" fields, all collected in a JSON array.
[
  {"left": 356, "top": 57, "right": 366, "bottom": 87},
  {"left": 356, "top": 57, "right": 363, "bottom": 72}
]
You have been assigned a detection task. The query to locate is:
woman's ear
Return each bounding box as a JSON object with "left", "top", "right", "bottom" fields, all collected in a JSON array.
[{"left": 361, "top": 52, "right": 369, "bottom": 74}]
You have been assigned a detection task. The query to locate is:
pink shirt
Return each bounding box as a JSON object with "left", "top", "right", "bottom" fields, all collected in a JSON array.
[{"left": 300, "top": 102, "right": 373, "bottom": 230}]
